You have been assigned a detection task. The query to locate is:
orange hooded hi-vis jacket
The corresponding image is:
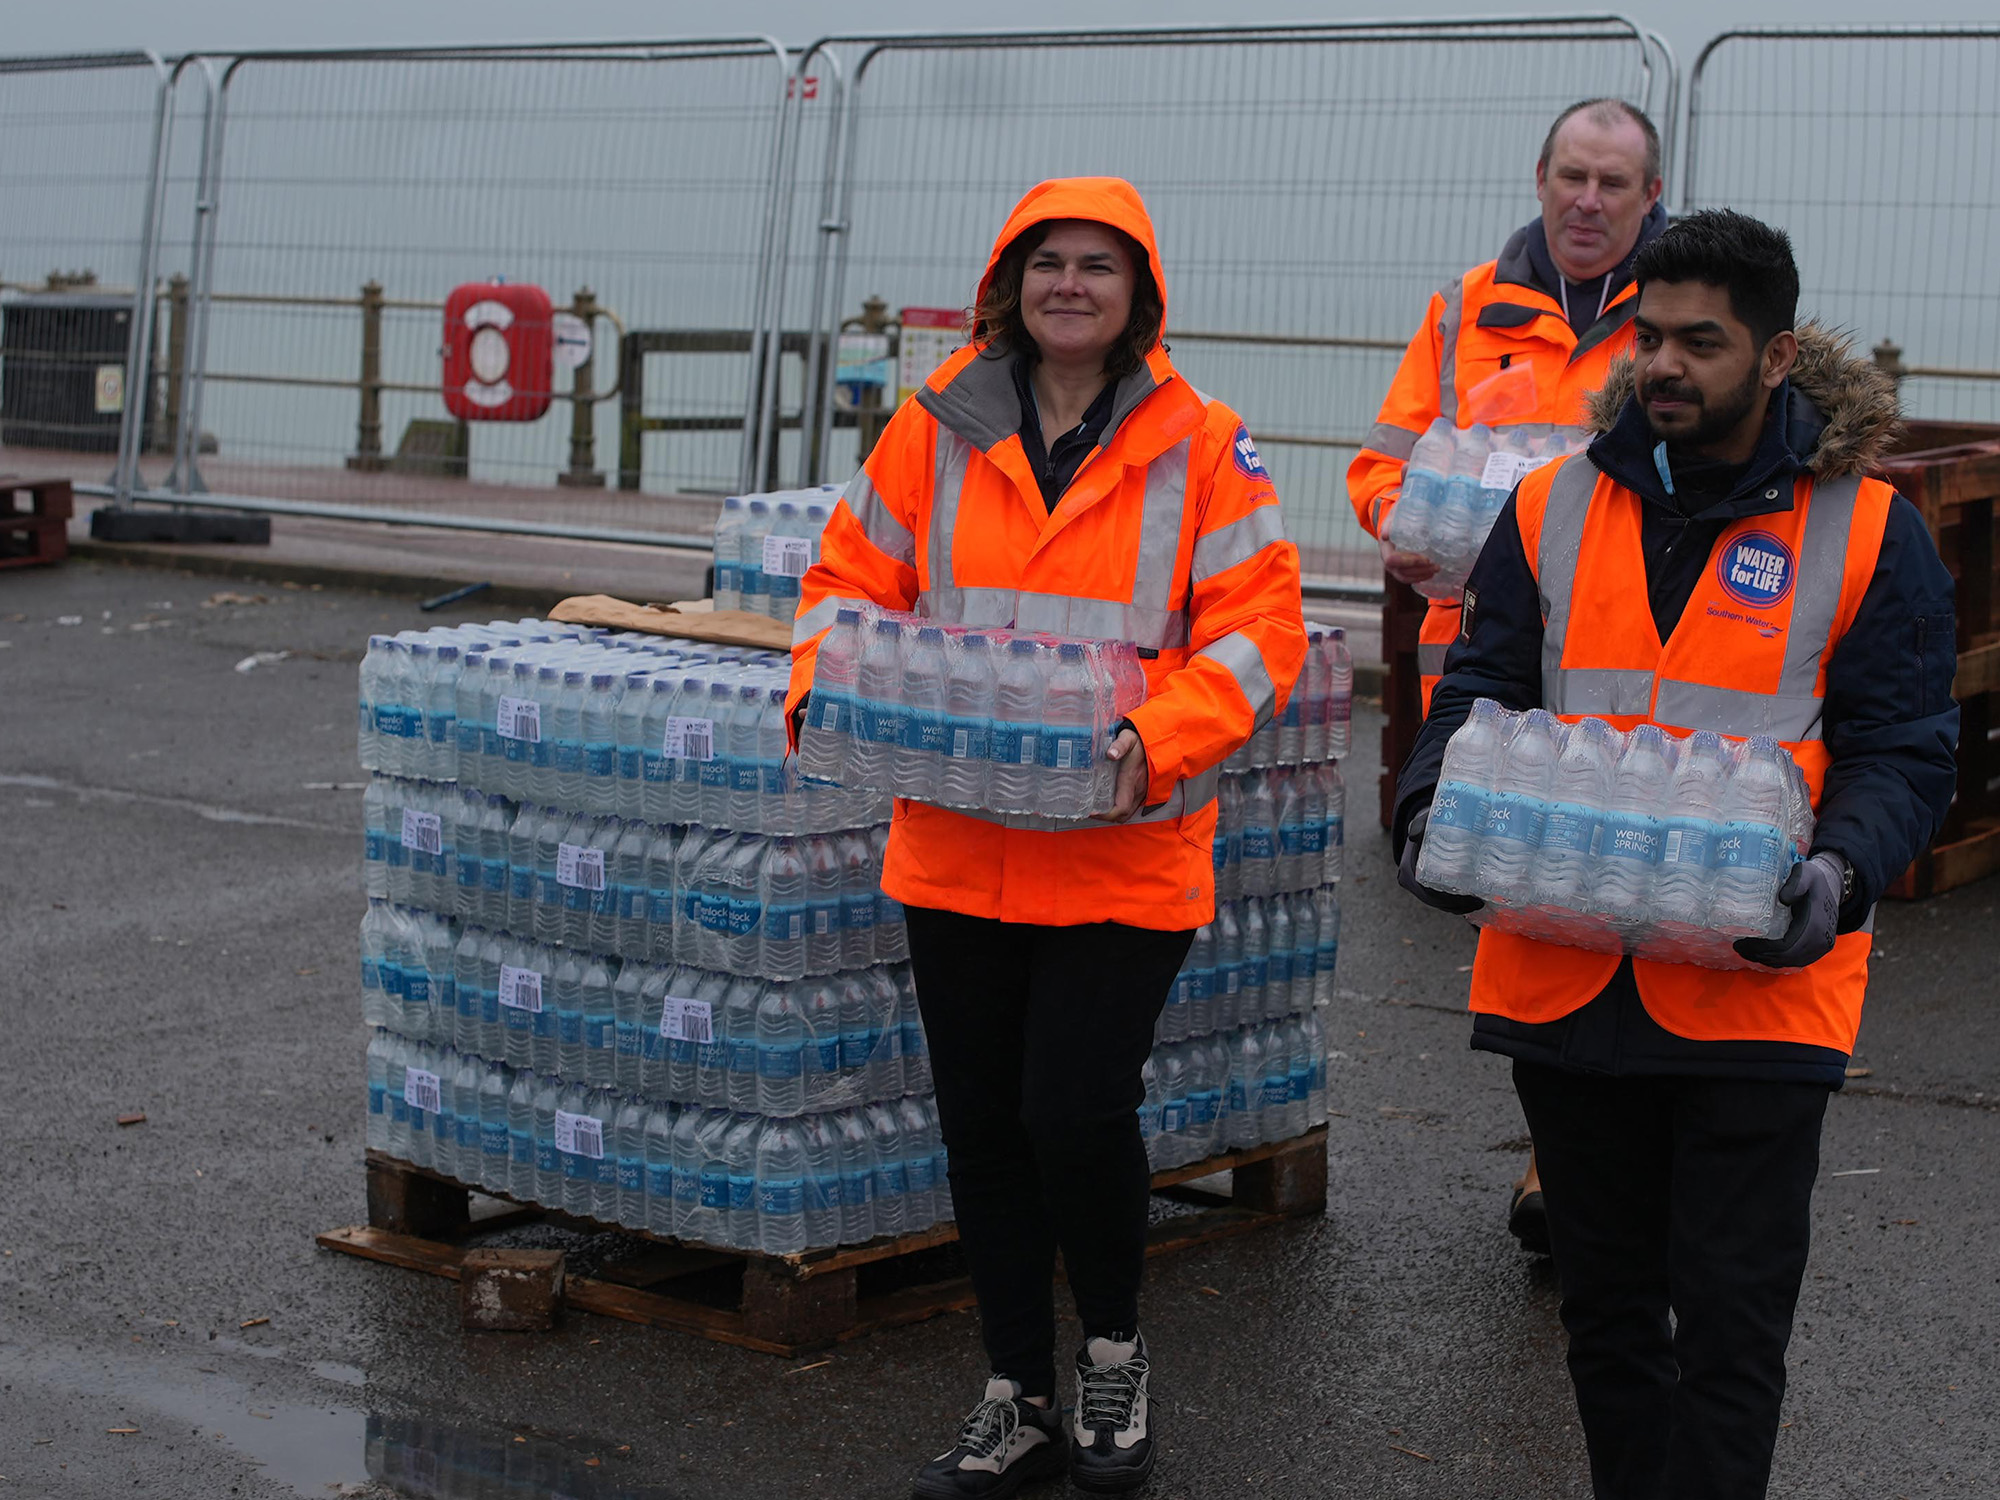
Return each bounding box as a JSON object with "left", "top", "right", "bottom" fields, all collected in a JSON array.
[{"left": 786, "top": 177, "right": 1307, "bottom": 930}]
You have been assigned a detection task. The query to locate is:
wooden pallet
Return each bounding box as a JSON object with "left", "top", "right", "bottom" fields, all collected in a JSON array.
[
  {"left": 0, "top": 478, "right": 72, "bottom": 570},
  {"left": 319, "top": 1128, "right": 1329, "bottom": 1357},
  {"left": 1378, "top": 575, "right": 1426, "bottom": 830}
]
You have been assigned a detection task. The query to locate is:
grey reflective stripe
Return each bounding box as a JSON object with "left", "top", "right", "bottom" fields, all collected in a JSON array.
[
  {"left": 946, "top": 764, "right": 1220, "bottom": 833},
  {"left": 1364, "top": 421, "right": 1419, "bottom": 461},
  {"left": 1551, "top": 667, "right": 1656, "bottom": 717},
  {"left": 1436, "top": 278, "right": 1465, "bottom": 424},
  {"left": 1190, "top": 502, "right": 1286, "bottom": 584},
  {"left": 1652, "top": 681, "right": 1825, "bottom": 741},
  {"left": 1198, "top": 629, "right": 1278, "bottom": 728},
  {"left": 1776, "top": 473, "right": 1865, "bottom": 716},
  {"left": 842, "top": 469, "right": 915, "bottom": 567},
  {"left": 1417, "top": 640, "right": 1449, "bottom": 678},
  {"left": 1132, "top": 438, "right": 1191, "bottom": 616},
  {"left": 1535, "top": 456, "right": 1603, "bottom": 707},
  {"left": 791, "top": 593, "right": 871, "bottom": 646},
  {"left": 928, "top": 431, "right": 973, "bottom": 592}
]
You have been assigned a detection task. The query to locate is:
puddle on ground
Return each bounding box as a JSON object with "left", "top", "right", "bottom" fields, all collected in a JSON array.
[
  {"left": 0, "top": 1340, "right": 367, "bottom": 1491},
  {"left": 368, "top": 1414, "right": 681, "bottom": 1499},
  {"left": 0, "top": 1342, "right": 679, "bottom": 1497}
]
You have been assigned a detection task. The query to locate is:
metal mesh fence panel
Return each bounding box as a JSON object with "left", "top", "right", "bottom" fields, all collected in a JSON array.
[
  {"left": 0, "top": 53, "right": 170, "bottom": 478},
  {"left": 154, "top": 42, "right": 790, "bottom": 542},
  {"left": 1685, "top": 28, "right": 2000, "bottom": 428},
  {"left": 778, "top": 20, "right": 1663, "bottom": 586}
]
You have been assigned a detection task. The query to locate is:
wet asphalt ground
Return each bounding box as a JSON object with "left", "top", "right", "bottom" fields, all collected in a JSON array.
[{"left": 1, "top": 558, "right": 1995, "bottom": 1499}]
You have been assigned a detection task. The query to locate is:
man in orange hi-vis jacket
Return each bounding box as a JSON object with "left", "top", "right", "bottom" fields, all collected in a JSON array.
[
  {"left": 786, "top": 177, "right": 1305, "bottom": 1498},
  {"left": 1348, "top": 96, "right": 1665, "bottom": 1254}
]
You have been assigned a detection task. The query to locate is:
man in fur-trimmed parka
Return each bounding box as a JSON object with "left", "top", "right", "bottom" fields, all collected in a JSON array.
[{"left": 1394, "top": 211, "right": 1959, "bottom": 1498}]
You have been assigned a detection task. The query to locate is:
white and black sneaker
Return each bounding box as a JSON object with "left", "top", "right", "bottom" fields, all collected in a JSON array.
[
  {"left": 911, "top": 1376, "right": 1066, "bottom": 1499},
  {"left": 1069, "top": 1332, "right": 1154, "bottom": 1493}
]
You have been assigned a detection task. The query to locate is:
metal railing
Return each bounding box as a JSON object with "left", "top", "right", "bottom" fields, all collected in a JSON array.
[{"left": 770, "top": 17, "right": 1667, "bottom": 590}]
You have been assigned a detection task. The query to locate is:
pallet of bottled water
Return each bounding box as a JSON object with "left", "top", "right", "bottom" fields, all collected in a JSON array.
[
  {"left": 711, "top": 486, "right": 841, "bottom": 621},
  {"left": 1383, "top": 420, "right": 1588, "bottom": 599},
  {"left": 1417, "top": 701, "right": 1814, "bottom": 968}
]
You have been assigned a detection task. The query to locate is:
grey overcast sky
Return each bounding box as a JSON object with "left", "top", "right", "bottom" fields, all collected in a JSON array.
[{"left": 13, "top": 0, "right": 1999, "bottom": 88}]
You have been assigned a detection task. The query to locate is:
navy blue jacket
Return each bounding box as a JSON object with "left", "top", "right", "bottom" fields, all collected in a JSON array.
[{"left": 1394, "top": 344, "right": 1959, "bottom": 1082}]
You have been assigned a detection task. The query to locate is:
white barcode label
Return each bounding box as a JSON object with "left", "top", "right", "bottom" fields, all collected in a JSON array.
[
  {"left": 557, "top": 841, "right": 606, "bottom": 891},
  {"left": 403, "top": 1066, "right": 442, "bottom": 1114},
  {"left": 1479, "top": 452, "right": 1531, "bottom": 491},
  {"left": 663, "top": 716, "right": 715, "bottom": 761},
  {"left": 555, "top": 1109, "right": 604, "bottom": 1159},
  {"left": 400, "top": 808, "right": 442, "bottom": 854},
  {"left": 762, "top": 533, "right": 814, "bottom": 579},
  {"left": 497, "top": 695, "right": 542, "bottom": 742},
  {"left": 498, "top": 964, "right": 543, "bottom": 1013},
  {"left": 660, "top": 995, "right": 713, "bottom": 1043}
]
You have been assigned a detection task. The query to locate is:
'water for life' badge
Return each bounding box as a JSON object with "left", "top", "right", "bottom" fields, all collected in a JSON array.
[{"left": 1717, "top": 531, "right": 1796, "bottom": 608}]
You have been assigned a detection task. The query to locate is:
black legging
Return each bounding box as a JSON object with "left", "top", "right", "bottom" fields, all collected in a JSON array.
[{"left": 905, "top": 906, "right": 1194, "bottom": 1399}]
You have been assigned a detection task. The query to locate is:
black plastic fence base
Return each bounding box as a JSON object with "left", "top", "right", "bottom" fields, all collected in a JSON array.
[{"left": 90, "top": 507, "right": 272, "bottom": 545}]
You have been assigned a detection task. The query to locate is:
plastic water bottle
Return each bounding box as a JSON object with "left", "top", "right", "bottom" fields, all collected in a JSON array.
[
  {"left": 898, "top": 626, "right": 950, "bottom": 799},
  {"left": 801, "top": 608, "right": 864, "bottom": 772},
  {"left": 853, "top": 619, "right": 905, "bottom": 789},
  {"left": 898, "top": 1095, "right": 937, "bottom": 1230},
  {"left": 1712, "top": 736, "right": 1795, "bottom": 935},
  {"left": 1388, "top": 417, "right": 1455, "bottom": 558},
  {"left": 830, "top": 1106, "right": 875, "bottom": 1244},
  {"left": 738, "top": 498, "right": 771, "bottom": 615},
  {"left": 645, "top": 1102, "right": 678, "bottom": 1234},
  {"left": 764, "top": 501, "right": 807, "bottom": 623},
  {"left": 1239, "top": 771, "right": 1277, "bottom": 898},
  {"left": 865, "top": 1101, "right": 906, "bottom": 1238},
  {"left": 1429, "top": 424, "right": 1490, "bottom": 582},
  {"left": 1533, "top": 717, "right": 1617, "bottom": 911},
  {"left": 989, "top": 638, "right": 1044, "bottom": 811},
  {"left": 1654, "top": 730, "right": 1730, "bottom": 925},
  {"left": 1039, "top": 642, "right": 1099, "bottom": 817},
  {"left": 1474, "top": 708, "right": 1560, "bottom": 902},
  {"left": 761, "top": 837, "right": 808, "bottom": 981},
  {"left": 1299, "top": 630, "right": 1331, "bottom": 764},
  {"left": 1592, "top": 723, "right": 1677, "bottom": 919},
  {"left": 1421, "top": 698, "right": 1507, "bottom": 891},
  {"left": 1326, "top": 628, "right": 1353, "bottom": 760},
  {"left": 755, "top": 1117, "right": 808, "bottom": 1253},
  {"left": 712, "top": 496, "right": 746, "bottom": 610}
]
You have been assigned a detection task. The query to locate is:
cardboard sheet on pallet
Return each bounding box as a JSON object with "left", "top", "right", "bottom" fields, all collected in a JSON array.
[{"left": 548, "top": 594, "right": 791, "bottom": 652}]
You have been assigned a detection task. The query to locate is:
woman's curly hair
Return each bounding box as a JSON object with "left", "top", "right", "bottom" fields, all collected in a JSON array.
[{"left": 967, "top": 222, "right": 1163, "bottom": 381}]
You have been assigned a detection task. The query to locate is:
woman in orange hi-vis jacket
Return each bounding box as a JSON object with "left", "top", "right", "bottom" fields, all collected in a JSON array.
[{"left": 786, "top": 178, "right": 1305, "bottom": 1499}]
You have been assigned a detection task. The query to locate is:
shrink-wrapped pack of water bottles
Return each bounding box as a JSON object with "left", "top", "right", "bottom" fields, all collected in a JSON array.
[
  {"left": 1417, "top": 700, "right": 1814, "bottom": 968},
  {"left": 710, "top": 486, "right": 841, "bottom": 621},
  {"left": 1383, "top": 419, "right": 1589, "bottom": 597},
  {"left": 799, "top": 606, "right": 1353, "bottom": 822}
]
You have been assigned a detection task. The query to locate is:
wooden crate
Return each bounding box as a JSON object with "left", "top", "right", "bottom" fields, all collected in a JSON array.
[
  {"left": 1879, "top": 421, "right": 2000, "bottom": 898},
  {"left": 320, "top": 1129, "right": 1329, "bottom": 1357},
  {"left": 0, "top": 478, "right": 72, "bottom": 571}
]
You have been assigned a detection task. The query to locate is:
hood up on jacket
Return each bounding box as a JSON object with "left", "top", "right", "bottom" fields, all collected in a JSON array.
[
  {"left": 973, "top": 175, "right": 1169, "bottom": 345},
  {"left": 1584, "top": 320, "right": 1902, "bottom": 480},
  {"left": 922, "top": 177, "right": 1195, "bottom": 454}
]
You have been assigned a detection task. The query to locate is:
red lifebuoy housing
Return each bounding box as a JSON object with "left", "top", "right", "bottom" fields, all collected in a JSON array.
[{"left": 442, "top": 282, "right": 554, "bottom": 422}]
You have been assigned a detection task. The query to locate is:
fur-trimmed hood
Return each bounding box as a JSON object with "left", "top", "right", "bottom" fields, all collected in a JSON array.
[{"left": 1583, "top": 320, "right": 1901, "bottom": 479}]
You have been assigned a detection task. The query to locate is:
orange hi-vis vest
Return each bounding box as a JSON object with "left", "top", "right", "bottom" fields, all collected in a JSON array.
[
  {"left": 1349, "top": 254, "right": 1643, "bottom": 711},
  {"left": 1469, "top": 453, "right": 1895, "bottom": 1053}
]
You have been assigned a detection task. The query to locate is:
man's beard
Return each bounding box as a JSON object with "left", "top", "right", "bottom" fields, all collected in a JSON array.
[{"left": 1641, "top": 364, "right": 1763, "bottom": 452}]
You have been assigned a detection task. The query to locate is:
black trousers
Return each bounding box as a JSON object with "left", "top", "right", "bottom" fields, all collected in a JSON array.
[
  {"left": 1512, "top": 1061, "right": 1833, "bottom": 1500},
  {"left": 905, "top": 906, "right": 1193, "bottom": 1399}
]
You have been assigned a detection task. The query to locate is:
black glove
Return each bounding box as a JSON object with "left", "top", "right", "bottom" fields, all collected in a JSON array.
[
  {"left": 1733, "top": 851, "right": 1845, "bottom": 970},
  {"left": 1397, "top": 807, "right": 1484, "bottom": 915}
]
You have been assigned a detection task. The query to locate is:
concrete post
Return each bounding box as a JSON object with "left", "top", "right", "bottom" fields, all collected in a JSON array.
[
  {"left": 558, "top": 285, "right": 604, "bottom": 488},
  {"left": 349, "top": 279, "right": 386, "bottom": 472}
]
